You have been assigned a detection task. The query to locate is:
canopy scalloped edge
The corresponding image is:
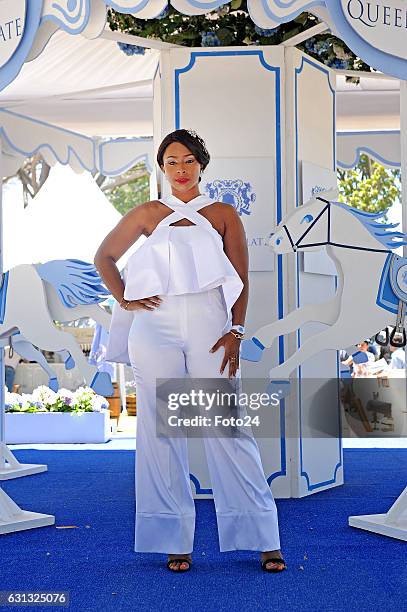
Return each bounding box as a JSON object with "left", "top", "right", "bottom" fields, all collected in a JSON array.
[{"left": 0, "top": 108, "right": 153, "bottom": 177}]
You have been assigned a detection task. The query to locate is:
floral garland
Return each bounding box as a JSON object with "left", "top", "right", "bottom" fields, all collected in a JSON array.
[{"left": 108, "top": 1, "right": 371, "bottom": 72}]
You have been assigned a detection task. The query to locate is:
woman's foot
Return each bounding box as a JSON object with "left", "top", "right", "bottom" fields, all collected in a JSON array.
[
  {"left": 261, "top": 549, "right": 286, "bottom": 572},
  {"left": 167, "top": 554, "right": 192, "bottom": 572}
]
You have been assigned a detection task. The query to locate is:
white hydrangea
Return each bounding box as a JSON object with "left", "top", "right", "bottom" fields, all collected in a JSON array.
[
  {"left": 91, "top": 394, "right": 109, "bottom": 412},
  {"left": 32, "top": 385, "right": 57, "bottom": 405}
]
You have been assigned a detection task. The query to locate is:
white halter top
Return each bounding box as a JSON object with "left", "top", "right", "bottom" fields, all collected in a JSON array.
[{"left": 105, "top": 194, "right": 243, "bottom": 364}]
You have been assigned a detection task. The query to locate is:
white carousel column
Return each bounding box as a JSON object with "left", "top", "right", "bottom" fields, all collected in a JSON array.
[
  {"left": 0, "top": 144, "right": 54, "bottom": 533},
  {"left": 349, "top": 82, "right": 407, "bottom": 541},
  {"left": 155, "top": 45, "right": 290, "bottom": 498}
]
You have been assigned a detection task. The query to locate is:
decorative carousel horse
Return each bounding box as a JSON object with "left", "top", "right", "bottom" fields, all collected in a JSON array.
[
  {"left": 242, "top": 189, "right": 407, "bottom": 542},
  {"left": 0, "top": 259, "right": 113, "bottom": 396},
  {"left": 241, "top": 189, "right": 407, "bottom": 395}
]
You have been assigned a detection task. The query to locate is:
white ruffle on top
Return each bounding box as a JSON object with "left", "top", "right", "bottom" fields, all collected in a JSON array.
[{"left": 105, "top": 194, "right": 244, "bottom": 364}]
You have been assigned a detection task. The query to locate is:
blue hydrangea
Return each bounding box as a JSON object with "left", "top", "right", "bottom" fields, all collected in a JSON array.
[
  {"left": 328, "top": 58, "right": 350, "bottom": 70},
  {"left": 254, "top": 25, "right": 279, "bottom": 37},
  {"left": 157, "top": 5, "right": 169, "bottom": 19},
  {"left": 117, "top": 42, "right": 145, "bottom": 56},
  {"left": 317, "top": 40, "right": 330, "bottom": 54},
  {"left": 201, "top": 32, "right": 221, "bottom": 47},
  {"left": 304, "top": 39, "right": 318, "bottom": 53}
]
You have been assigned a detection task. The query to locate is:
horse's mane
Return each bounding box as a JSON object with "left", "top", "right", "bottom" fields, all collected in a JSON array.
[
  {"left": 35, "top": 259, "right": 110, "bottom": 308},
  {"left": 333, "top": 201, "right": 407, "bottom": 249}
]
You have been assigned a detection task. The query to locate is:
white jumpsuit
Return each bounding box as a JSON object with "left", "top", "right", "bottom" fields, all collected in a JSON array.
[{"left": 106, "top": 194, "right": 281, "bottom": 553}]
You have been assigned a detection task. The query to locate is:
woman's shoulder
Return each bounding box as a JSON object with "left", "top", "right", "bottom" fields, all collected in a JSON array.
[
  {"left": 210, "top": 201, "right": 240, "bottom": 222},
  {"left": 125, "top": 200, "right": 163, "bottom": 219},
  {"left": 211, "top": 201, "right": 237, "bottom": 211}
]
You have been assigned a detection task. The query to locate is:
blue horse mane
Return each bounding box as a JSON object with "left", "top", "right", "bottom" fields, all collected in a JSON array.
[
  {"left": 35, "top": 259, "right": 110, "bottom": 308},
  {"left": 333, "top": 201, "right": 407, "bottom": 249}
]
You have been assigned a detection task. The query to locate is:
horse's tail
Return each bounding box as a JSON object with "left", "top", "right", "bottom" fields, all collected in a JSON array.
[{"left": 35, "top": 259, "right": 110, "bottom": 308}]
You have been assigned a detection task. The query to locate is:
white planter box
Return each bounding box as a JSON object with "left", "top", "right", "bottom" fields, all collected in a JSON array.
[{"left": 5, "top": 411, "right": 111, "bottom": 444}]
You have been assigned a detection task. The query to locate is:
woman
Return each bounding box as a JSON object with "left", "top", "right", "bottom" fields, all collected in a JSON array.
[{"left": 94, "top": 129, "right": 285, "bottom": 573}]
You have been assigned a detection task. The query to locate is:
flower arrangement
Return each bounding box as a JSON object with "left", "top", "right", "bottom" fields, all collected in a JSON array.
[
  {"left": 108, "top": 1, "right": 371, "bottom": 72},
  {"left": 5, "top": 385, "right": 109, "bottom": 415}
]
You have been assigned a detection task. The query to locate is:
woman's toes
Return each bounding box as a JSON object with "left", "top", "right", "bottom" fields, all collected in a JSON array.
[{"left": 266, "top": 561, "right": 283, "bottom": 570}]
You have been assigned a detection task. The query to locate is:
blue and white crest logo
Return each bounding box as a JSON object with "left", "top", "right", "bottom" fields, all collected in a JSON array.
[{"left": 204, "top": 179, "right": 255, "bottom": 216}]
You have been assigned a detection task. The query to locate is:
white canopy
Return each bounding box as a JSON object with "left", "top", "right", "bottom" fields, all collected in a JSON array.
[
  {"left": 336, "top": 74, "right": 401, "bottom": 169},
  {"left": 337, "top": 74, "right": 399, "bottom": 132},
  {"left": 3, "top": 164, "right": 145, "bottom": 271},
  {"left": 0, "top": 31, "right": 157, "bottom": 137},
  {"left": 0, "top": 30, "right": 400, "bottom": 141}
]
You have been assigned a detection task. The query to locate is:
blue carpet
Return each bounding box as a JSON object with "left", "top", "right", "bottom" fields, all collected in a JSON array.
[{"left": 0, "top": 449, "right": 406, "bottom": 612}]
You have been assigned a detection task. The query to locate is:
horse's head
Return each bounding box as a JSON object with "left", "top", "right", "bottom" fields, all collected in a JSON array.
[{"left": 270, "top": 190, "right": 338, "bottom": 254}]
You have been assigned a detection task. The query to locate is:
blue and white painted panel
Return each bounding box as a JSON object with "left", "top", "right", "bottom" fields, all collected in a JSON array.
[{"left": 337, "top": 130, "right": 401, "bottom": 169}]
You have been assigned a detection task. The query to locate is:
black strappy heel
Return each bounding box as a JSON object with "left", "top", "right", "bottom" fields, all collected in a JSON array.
[{"left": 261, "top": 557, "right": 287, "bottom": 573}]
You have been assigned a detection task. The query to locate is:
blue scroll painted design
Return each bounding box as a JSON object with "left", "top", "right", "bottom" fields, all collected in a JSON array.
[
  {"left": 35, "top": 259, "right": 110, "bottom": 308},
  {"left": 41, "top": 0, "right": 92, "bottom": 35}
]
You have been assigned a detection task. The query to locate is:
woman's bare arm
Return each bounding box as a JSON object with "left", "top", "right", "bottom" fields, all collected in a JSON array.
[
  {"left": 222, "top": 204, "right": 249, "bottom": 326},
  {"left": 94, "top": 203, "right": 149, "bottom": 302}
]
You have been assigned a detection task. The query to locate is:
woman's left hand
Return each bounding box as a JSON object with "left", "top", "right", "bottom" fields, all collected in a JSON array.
[{"left": 210, "top": 332, "right": 241, "bottom": 378}]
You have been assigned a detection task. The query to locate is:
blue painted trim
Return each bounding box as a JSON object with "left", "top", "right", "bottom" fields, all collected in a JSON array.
[
  {"left": 0, "top": 2, "right": 43, "bottom": 94},
  {"left": 338, "top": 146, "right": 400, "bottom": 170},
  {"left": 246, "top": 0, "right": 325, "bottom": 27},
  {"left": 376, "top": 252, "right": 399, "bottom": 314},
  {"left": 252, "top": 336, "right": 265, "bottom": 350},
  {"left": 0, "top": 108, "right": 97, "bottom": 172},
  {"left": 106, "top": 0, "right": 153, "bottom": 14},
  {"left": 295, "top": 54, "right": 342, "bottom": 492},
  {"left": 339, "top": 130, "right": 400, "bottom": 137},
  {"left": 325, "top": 0, "right": 407, "bottom": 81},
  {"left": 174, "top": 48, "right": 286, "bottom": 487},
  {"left": 189, "top": 473, "right": 212, "bottom": 496},
  {"left": 40, "top": 0, "right": 92, "bottom": 35},
  {"left": 0, "top": 272, "right": 9, "bottom": 324},
  {"left": 99, "top": 137, "right": 153, "bottom": 176}
]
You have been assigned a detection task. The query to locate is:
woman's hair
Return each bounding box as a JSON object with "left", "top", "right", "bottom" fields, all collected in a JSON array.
[{"left": 156, "top": 129, "right": 210, "bottom": 176}]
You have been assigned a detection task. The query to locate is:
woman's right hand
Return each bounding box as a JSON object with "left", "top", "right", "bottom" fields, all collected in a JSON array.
[{"left": 125, "top": 295, "right": 163, "bottom": 311}]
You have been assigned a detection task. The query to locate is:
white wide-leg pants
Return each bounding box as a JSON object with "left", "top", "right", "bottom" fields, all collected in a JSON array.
[{"left": 128, "top": 287, "right": 281, "bottom": 553}]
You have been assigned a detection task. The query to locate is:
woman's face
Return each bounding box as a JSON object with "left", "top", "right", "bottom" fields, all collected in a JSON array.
[{"left": 161, "top": 141, "right": 201, "bottom": 194}]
